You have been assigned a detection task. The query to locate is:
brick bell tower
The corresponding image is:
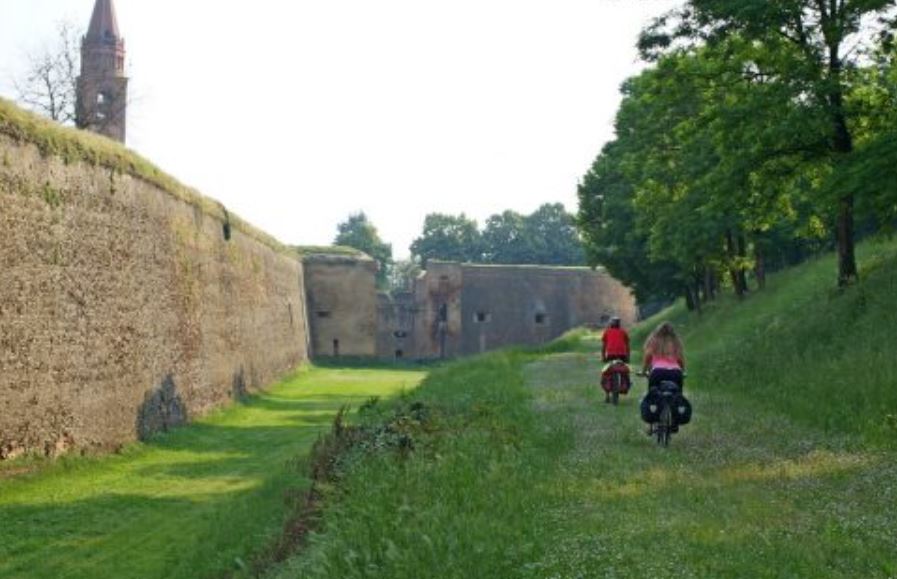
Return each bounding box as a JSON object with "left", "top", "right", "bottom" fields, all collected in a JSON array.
[{"left": 76, "top": 0, "right": 128, "bottom": 143}]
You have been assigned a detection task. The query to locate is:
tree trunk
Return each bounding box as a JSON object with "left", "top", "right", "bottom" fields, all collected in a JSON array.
[
  {"left": 754, "top": 247, "right": 767, "bottom": 290},
  {"left": 736, "top": 234, "right": 749, "bottom": 295},
  {"left": 829, "top": 42, "right": 859, "bottom": 286},
  {"left": 726, "top": 230, "right": 745, "bottom": 299},
  {"left": 701, "top": 267, "right": 714, "bottom": 302},
  {"left": 684, "top": 285, "right": 697, "bottom": 312}
]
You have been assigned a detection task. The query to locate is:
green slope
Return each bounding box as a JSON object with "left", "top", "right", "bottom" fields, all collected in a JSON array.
[{"left": 269, "top": 240, "right": 897, "bottom": 578}]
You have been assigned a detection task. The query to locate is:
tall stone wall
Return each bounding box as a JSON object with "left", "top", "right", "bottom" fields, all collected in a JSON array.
[
  {"left": 458, "top": 264, "right": 636, "bottom": 356},
  {"left": 0, "top": 132, "right": 309, "bottom": 458},
  {"left": 406, "top": 262, "right": 636, "bottom": 359},
  {"left": 303, "top": 255, "right": 377, "bottom": 358}
]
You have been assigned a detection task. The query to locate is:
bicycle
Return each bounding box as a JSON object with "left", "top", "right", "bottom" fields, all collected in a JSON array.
[
  {"left": 601, "top": 359, "right": 631, "bottom": 406},
  {"left": 637, "top": 371, "right": 687, "bottom": 447}
]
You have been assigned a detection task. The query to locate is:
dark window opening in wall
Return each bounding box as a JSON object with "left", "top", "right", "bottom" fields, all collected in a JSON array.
[
  {"left": 534, "top": 313, "right": 548, "bottom": 325},
  {"left": 333, "top": 339, "right": 340, "bottom": 356},
  {"left": 599, "top": 314, "right": 611, "bottom": 327},
  {"left": 475, "top": 312, "right": 491, "bottom": 323},
  {"left": 223, "top": 221, "right": 232, "bottom": 241},
  {"left": 439, "top": 275, "right": 449, "bottom": 283},
  {"left": 438, "top": 303, "right": 448, "bottom": 322},
  {"left": 317, "top": 311, "right": 332, "bottom": 319},
  {"left": 393, "top": 330, "right": 408, "bottom": 339},
  {"left": 395, "top": 349, "right": 404, "bottom": 359}
]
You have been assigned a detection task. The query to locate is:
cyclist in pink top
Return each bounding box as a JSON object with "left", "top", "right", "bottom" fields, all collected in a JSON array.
[{"left": 642, "top": 322, "right": 685, "bottom": 390}]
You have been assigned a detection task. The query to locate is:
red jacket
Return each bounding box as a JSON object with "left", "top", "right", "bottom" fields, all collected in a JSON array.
[{"left": 602, "top": 327, "right": 630, "bottom": 358}]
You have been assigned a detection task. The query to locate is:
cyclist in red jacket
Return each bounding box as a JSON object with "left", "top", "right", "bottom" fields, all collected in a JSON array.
[
  {"left": 600, "top": 317, "right": 631, "bottom": 403},
  {"left": 601, "top": 317, "right": 630, "bottom": 363}
]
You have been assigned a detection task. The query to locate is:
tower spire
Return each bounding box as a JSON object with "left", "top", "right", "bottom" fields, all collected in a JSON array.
[
  {"left": 86, "top": 0, "right": 121, "bottom": 43},
  {"left": 76, "top": 0, "right": 128, "bottom": 143}
]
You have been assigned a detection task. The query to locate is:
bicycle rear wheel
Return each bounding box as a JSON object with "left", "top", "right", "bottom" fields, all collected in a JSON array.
[{"left": 657, "top": 404, "right": 672, "bottom": 447}]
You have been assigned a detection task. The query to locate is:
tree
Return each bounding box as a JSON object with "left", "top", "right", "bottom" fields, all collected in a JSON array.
[
  {"left": 13, "top": 20, "right": 81, "bottom": 125},
  {"left": 410, "top": 213, "right": 483, "bottom": 265},
  {"left": 640, "top": 0, "right": 897, "bottom": 286},
  {"left": 334, "top": 212, "right": 393, "bottom": 288},
  {"left": 523, "top": 203, "right": 586, "bottom": 265},
  {"left": 482, "top": 210, "right": 529, "bottom": 264}
]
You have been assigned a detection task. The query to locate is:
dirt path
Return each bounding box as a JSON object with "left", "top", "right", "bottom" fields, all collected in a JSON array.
[{"left": 524, "top": 353, "right": 897, "bottom": 578}]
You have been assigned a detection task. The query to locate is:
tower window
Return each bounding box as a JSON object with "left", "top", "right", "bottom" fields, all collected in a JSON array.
[
  {"left": 317, "top": 311, "right": 332, "bottom": 319},
  {"left": 474, "top": 312, "right": 491, "bottom": 323},
  {"left": 534, "top": 313, "right": 548, "bottom": 325}
]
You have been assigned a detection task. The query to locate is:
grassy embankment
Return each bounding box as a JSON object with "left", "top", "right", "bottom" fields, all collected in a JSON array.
[
  {"left": 0, "top": 367, "right": 425, "bottom": 579},
  {"left": 269, "top": 239, "right": 897, "bottom": 579}
]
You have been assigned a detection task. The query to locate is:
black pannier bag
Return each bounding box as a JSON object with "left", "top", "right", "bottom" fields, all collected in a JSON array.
[
  {"left": 674, "top": 393, "right": 692, "bottom": 425},
  {"left": 640, "top": 390, "right": 661, "bottom": 423},
  {"left": 640, "top": 389, "right": 692, "bottom": 425}
]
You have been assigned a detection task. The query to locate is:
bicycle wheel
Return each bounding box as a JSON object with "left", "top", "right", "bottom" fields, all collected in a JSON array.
[
  {"left": 657, "top": 404, "right": 672, "bottom": 447},
  {"left": 611, "top": 373, "right": 620, "bottom": 406}
]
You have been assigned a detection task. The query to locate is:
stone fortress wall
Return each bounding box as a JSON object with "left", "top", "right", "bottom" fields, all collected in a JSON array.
[
  {"left": 375, "top": 262, "right": 637, "bottom": 360},
  {"left": 0, "top": 103, "right": 310, "bottom": 458},
  {"left": 303, "top": 253, "right": 378, "bottom": 358}
]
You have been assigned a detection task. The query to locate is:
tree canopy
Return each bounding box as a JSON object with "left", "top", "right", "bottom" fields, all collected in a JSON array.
[
  {"left": 334, "top": 212, "right": 393, "bottom": 288},
  {"left": 578, "top": 1, "right": 897, "bottom": 308},
  {"left": 410, "top": 204, "right": 585, "bottom": 267}
]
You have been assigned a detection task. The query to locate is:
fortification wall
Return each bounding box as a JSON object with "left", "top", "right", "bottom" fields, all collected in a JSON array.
[
  {"left": 0, "top": 129, "right": 309, "bottom": 458},
  {"left": 406, "top": 262, "right": 637, "bottom": 359},
  {"left": 303, "top": 256, "right": 377, "bottom": 358},
  {"left": 457, "top": 265, "right": 636, "bottom": 356},
  {"left": 376, "top": 291, "right": 416, "bottom": 360}
]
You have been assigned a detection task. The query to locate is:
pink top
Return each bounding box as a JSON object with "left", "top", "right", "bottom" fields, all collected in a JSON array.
[{"left": 650, "top": 355, "right": 682, "bottom": 370}]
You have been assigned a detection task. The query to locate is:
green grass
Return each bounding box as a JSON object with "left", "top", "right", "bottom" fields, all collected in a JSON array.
[
  {"left": 0, "top": 366, "right": 425, "bottom": 579},
  {"left": 267, "top": 239, "right": 897, "bottom": 578},
  {"left": 635, "top": 238, "right": 897, "bottom": 446},
  {"left": 268, "top": 351, "right": 574, "bottom": 579}
]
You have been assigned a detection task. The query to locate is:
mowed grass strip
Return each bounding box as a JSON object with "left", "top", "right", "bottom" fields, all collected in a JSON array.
[
  {"left": 527, "top": 354, "right": 897, "bottom": 579},
  {"left": 0, "top": 366, "right": 425, "bottom": 579}
]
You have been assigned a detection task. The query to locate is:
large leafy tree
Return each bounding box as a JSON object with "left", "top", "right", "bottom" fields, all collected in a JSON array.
[
  {"left": 640, "top": 0, "right": 897, "bottom": 286},
  {"left": 523, "top": 203, "right": 586, "bottom": 265},
  {"left": 410, "top": 213, "right": 483, "bottom": 265},
  {"left": 578, "top": 45, "right": 831, "bottom": 307},
  {"left": 334, "top": 212, "right": 393, "bottom": 287},
  {"left": 482, "top": 210, "right": 529, "bottom": 264},
  {"left": 481, "top": 204, "right": 585, "bottom": 265}
]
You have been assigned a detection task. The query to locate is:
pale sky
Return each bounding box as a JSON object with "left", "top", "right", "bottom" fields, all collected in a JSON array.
[{"left": 0, "top": 0, "right": 679, "bottom": 258}]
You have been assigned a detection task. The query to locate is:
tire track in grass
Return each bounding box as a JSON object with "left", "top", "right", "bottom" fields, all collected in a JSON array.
[{"left": 525, "top": 352, "right": 897, "bottom": 579}]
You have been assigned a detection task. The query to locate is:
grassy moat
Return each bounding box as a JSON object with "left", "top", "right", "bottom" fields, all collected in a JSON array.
[{"left": 0, "top": 367, "right": 425, "bottom": 579}]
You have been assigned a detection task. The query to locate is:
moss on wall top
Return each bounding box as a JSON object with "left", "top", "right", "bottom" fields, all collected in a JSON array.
[
  {"left": 0, "top": 97, "right": 293, "bottom": 256},
  {"left": 295, "top": 245, "right": 374, "bottom": 262}
]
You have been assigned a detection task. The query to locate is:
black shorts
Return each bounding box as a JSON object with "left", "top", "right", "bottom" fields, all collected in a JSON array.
[{"left": 649, "top": 368, "right": 683, "bottom": 390}]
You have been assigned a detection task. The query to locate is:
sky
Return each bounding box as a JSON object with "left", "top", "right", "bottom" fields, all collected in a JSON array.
[{"left": 0, "top": 0, "right": 679, "bottom": 258}]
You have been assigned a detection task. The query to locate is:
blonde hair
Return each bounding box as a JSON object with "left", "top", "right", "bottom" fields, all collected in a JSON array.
[{"left": 644, "top": 322, "right": 683, "bottom": 360}]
